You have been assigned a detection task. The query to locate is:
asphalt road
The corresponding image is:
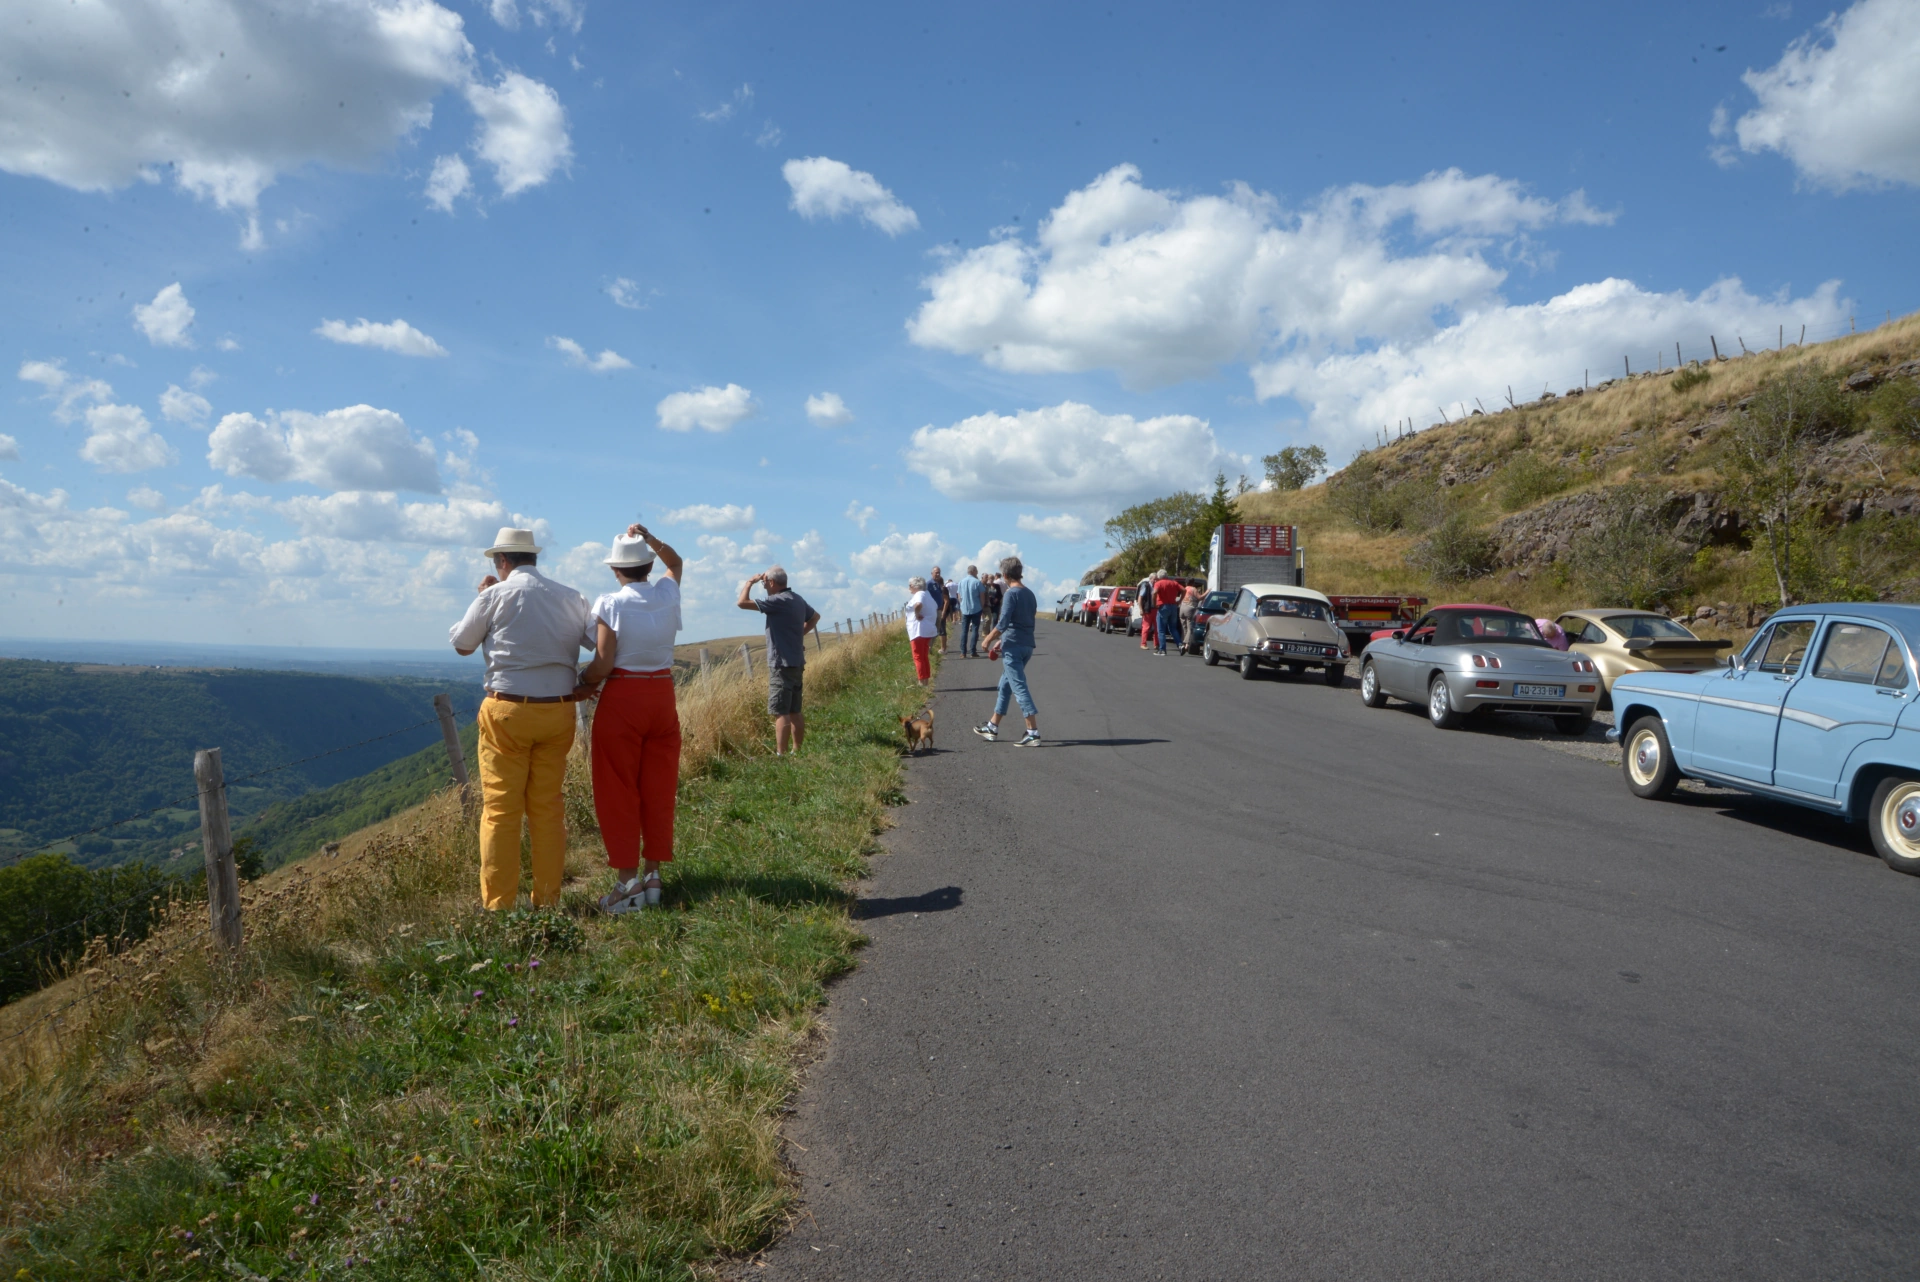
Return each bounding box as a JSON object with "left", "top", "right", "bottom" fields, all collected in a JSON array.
[{"left": 755, "top": 621, "right": 1920, "bottom": 1280}]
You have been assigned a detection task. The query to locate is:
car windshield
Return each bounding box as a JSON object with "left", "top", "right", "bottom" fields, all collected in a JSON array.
[
  {"left": 1256, "top": 596, "right": 1329, "bottom": 621},
  {"left": 1606, "top": 615, "right": 1698, "bottom": 640},
  {"left": 1433, "top": 611, "right": 1547, "bottom": 646},
  {"left": 1201, "top": 591, "right": 1235, "bottom": 612},
  {"left": 1096, "top": 588, "right": 1114, "bottom": 600},
  {"left": 1114, "top": 588, "right": 1136, "bottom": 602}
]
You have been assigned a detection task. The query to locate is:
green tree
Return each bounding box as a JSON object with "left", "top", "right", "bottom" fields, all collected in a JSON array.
[
  {"left": 1263, "top": 444, "right": 1327, "bottom": 491},
  {"left": 1566, "top": 485, "right": 1691, "bottom": 609},
  {"left": 1721, "top": 367, "right": 1858, "bottom": 606},
  {"left": 1182, "top": 473, "right": 1242, "bottom": 566}
]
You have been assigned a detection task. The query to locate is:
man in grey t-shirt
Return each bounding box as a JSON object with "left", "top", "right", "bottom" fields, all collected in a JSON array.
[{"left": 736, "top": 564, "right": 821, "bottom": 755}]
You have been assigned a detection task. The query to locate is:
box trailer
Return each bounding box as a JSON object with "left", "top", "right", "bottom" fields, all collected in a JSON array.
[{"left": 1206, "top": 524, "right": 1303, "bottom": 594}]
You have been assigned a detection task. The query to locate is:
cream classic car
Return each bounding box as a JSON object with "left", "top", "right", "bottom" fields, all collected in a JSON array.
[
  {"left": 1554, "top": 609, "right": 1732, "bottom": 707},
  {"left": 1201, "top": 583, "right": 1349, "bottom": 684}
]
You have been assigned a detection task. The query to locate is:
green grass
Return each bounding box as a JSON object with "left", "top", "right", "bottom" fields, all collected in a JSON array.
[{"left": 1, "top": 630, "right": 920, "bottom": 1280}]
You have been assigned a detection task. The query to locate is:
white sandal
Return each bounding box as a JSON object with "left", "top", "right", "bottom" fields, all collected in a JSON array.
[
  {"left": 599, "top": 877, "right": 645, "bottom": 915},
  {"left": 641, "top": 870, "right": 663, "bottom": 906}
]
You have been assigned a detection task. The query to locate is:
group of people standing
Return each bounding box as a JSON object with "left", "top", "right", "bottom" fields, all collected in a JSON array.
[
  {"left": 450, "top": 524, "right": 820, "bottom": 917},
  {"left": 905, "top": 558, "right": 1041, "bottom": 747},
  {"left": 1134, "top": 570, "right": 1202, "bottom": 656}
]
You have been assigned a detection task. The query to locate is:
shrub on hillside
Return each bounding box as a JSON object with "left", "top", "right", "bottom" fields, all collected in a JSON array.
[
  {"left": 1722, "top": 367, "right": 1861, "bottom": 606},
  {"left": 1670, "top": 366, "right": 1712, "bottom": 394},
  {"left": 0, "top": 853, "right": 177, "bottom": 1002},
  {"left": 1864, "top": 378, "right": 1920, "bottom": 443},
  {"left": 1566, "top": 485, "right": 1691, "bottom": 609},
  {"left": 1406, "top": 512, "right": 1496, "bottom": 581},
  {"left": 1497, "top": 451, "right": 1573, "bottom": 511},
  {"left": 1263, "top": 444, "right": 1327, "bottom": 491},
  {"left": 1327, "top": 456, "right": 1444, "bottom": 532}
]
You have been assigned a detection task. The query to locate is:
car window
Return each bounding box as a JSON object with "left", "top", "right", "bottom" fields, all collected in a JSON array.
[
  {"left": 1877, "top": 639, "right": 1912, "bottom": 690},
  {"left": 1813, "top": 623, "right": 1893, "bottom": 685},
  {"left": 1114, "top": 588, "right": 1135, "bottom": 603},
  {"left": 1433, "top": 611, "right": 1547, "bottom": 646},
  {"left": 1201, "top": 591, "right": 1234, "bottom": 613},
  {"left": 1606, "top": 615, "right": 1699, "bottom": 640},
  {"left": 1757, "top": 619, "right": 1817, "bottom": 675},
  {"left": 1256, "top": 596, "right": 1330, "bottom": 621},
  {"left": 1235, "top": 589, "right": 1255, "bottom": 615},
  {"left": 1559, "top": 616, "right": 1607, "bottom": 644}
]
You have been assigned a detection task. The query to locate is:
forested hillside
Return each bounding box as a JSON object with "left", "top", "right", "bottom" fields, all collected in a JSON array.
[{"left": 0, "top": 662, "right": 482, "bottom": 870}]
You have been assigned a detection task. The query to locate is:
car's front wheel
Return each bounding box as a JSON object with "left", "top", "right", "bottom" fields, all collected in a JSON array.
[
  {"left": 1359, "top": 660, "right": 1386, "bottom": 707},
  {"left": 1428, "top": 676, "right": 1463, "bottom": 729},
  {"left": 1622, "top": 715, "right": 1680, "bottom": 799},
  {"left": 1238, "top": 653, "right": 1259, "bottom": 680},
  {"left": 1868, "top": 775, "right": 1920, "bottom": 876},
  {"left": 1324, "top": 663, "right": 1346, "bottom": 688},
  {"left": 1203, "top": 643, "right": 1219, "bottom": 667}
]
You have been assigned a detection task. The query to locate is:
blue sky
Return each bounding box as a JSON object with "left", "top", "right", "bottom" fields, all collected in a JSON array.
[{"left": 3, "top": 0, "right": 1916, "bottom": 648}]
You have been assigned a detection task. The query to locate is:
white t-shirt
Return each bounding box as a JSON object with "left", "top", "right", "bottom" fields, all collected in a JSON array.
[
  {"left": 592, "top": 577, "right": 682, "bottom": 671},
  {"left": 905, "top": 590, "right": 939, "bottom": 640}
]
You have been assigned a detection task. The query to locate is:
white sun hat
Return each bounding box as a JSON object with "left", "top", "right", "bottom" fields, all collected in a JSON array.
[
  {"left": 483, "top": 527, "right": 542, "bottom": 557},
  {"left": 605, "top": 534, "right": 657, "bottom": 568}
]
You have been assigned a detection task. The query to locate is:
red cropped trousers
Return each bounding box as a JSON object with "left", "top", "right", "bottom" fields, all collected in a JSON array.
[{"left": 591, "top": 670, "right": 682, "bottom": 871}]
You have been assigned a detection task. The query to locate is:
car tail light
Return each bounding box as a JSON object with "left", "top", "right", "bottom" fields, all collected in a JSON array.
[
  {"left": 1475, "top": 679, "right": 1499, "bottom": 689},
  {"left": 1571, "top": 658, "right": 1596, "bottom": 674},
  {"left": 1471, "top": 653, "right": 1502, "bottom": 669},
  {"left": 1578, "top": 684, "right": 1596, "bottom": 693}
]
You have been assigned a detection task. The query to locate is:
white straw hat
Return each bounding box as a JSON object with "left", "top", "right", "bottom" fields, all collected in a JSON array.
[
  {"left": 605, "top": 534, "right": 656, "bottom": 568},
  {"left": 483, "top": 527, "right": 542, "bottom": 556}
]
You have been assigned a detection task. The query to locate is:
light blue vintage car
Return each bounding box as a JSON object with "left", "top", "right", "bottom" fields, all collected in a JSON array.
[{"left": 1608, "top": 603, "right": 1920, "bottom": 874}]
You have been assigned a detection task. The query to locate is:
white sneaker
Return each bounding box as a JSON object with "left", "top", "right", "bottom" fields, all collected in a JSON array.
[
  {"left": 973, "top": 722, "right": 998, "bottom": 741},
  {"left": 1017, "top": 730, "right": 1043, "bottom": 747}
]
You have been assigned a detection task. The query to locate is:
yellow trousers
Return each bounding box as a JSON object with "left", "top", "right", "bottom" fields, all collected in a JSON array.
[{"left": 477, "top": 697, "right": 576, "bottom": 910}]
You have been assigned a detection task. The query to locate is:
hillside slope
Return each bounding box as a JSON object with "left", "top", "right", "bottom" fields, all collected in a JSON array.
[
  {"left": 1227, "top": 314, "right": 1920, "bottom": 632},
  {"left": 0, "top": 662, "right": 482, "bottom": 869}
]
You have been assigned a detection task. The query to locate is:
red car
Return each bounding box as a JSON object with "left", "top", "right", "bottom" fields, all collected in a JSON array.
[
  {"left": 1078, "top": 585, "right": 1113, "bottom": 626},
  {"left": 1096, "top": 587, "right": 1138, "bottom": 633}
]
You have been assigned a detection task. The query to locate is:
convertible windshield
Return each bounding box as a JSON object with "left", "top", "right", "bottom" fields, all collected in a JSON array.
[
  {"left": 1434, "top": 611, "right": 1546, "bottom": 645},
  {"left": 1257, "top": 596, "right": 1330, "bottom": 621},
  {"left": 1606, "top": 615, "right": 1699, "bottom": 640}
]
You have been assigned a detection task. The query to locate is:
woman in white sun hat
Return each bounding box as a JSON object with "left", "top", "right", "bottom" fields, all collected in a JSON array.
[{"left": 578, "top": 523, "right": 684, "bottom": 913}]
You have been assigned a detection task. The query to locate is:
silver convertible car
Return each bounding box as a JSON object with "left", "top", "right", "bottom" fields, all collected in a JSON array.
[
  {"left": 1609, "top": 603, "right": 1920, "bottom": 875},
  {"left": 1358, "top": 604, "right": 1602, "bottom": 733}
]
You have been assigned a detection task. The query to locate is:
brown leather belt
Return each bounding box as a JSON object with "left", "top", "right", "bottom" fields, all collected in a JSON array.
[
  {"left": 487, "top": 689, "right": 593, "bottom": 704},
  {"left": 608, "top": 668, "right": 672, "bottom": 679}
]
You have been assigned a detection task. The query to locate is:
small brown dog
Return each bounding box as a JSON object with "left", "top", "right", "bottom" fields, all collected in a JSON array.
[{"left": 901, "top": 706, "right": 934, "bottom": 754}]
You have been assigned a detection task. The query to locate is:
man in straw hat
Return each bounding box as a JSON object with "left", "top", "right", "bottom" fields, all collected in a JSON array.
[
  {"left": 578, "top": 523, "right": 684, "bottom": 913},
  {"left": 450, "top": 527, "right": 596, "bottom": 911}
]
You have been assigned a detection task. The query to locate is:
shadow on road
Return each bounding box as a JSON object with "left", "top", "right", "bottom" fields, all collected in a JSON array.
[
  {"left": 854, "top": 885, "right": 964, "bottom": 919},
  {"left": 1040, "top": 737, "right": 1171, "bottom": 748}
]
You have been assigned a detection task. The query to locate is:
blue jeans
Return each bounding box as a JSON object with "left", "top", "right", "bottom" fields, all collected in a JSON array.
[
  {"left": 1156, "top": 604, "right": 1182, "bottom": 652},
  {"left": 993, "top": 644, "right": 1037, "bottom": 719},
  {"left": 960, "top": 612, "right": 984, "bottom": 656}
]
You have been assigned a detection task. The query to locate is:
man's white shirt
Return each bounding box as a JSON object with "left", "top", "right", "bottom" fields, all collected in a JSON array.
[{"left": 450, "top": 567, "right": 595, "bottom": 697}]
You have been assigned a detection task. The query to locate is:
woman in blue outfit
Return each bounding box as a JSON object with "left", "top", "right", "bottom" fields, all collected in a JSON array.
[{"left": 973, "top": 556, "right": 1042, "bottom": 747}]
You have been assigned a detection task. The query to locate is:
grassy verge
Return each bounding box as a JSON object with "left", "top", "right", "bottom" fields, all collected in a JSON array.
[{"left": 0, "top": 626, "right": 920, "bottom": 1280}]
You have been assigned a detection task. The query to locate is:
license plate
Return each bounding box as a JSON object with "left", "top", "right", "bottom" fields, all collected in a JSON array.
[{"left": 1513, "top": 683, "right": 1565, "bottom": 699}]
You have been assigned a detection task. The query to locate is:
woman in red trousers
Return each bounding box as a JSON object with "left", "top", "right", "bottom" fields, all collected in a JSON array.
[{"left": 580, "top": 523, "right": 683, "bottom": 913}]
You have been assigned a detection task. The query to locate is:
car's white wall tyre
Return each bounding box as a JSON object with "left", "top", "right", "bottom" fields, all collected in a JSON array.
[
  {"left": 1555, "top": 711, "right": 1594, "bottom": 736},
  {"left": 1622, "top": 716, "right": 1680, "bottom": 799},
  {"left": 1238, "top": 653, "right": 1260, "bottom": 680},
  {"left": 1868, "top": 776, "right": 1920, "bottom": 875},
  {"left": 1324, "top": 664, "right": 1346, "bottom": 688},
  {"left": 1203, "top": 643, "right": 1220, "bottom": 667},
  {"left": 1359, "top": 660, "right": 1387, "bottom": 707},
  {"left": 1428, "top": 676, "right": 1462, "bottom": 729}
]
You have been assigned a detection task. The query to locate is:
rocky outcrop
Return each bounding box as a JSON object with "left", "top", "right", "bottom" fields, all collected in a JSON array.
[{"left": 1490, "top": 487, "right": 1742, "bottom": 568}]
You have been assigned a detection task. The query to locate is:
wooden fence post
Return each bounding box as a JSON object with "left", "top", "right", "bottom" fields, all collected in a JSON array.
[
  {"left": 814, "top": 626, "right": 823, "bottom": 651},
  {"left": 1710, "top": 335, "right": 1720, "bottom": 360},
  {"left": 699, "top": 646, "right": 710, "bottom": 676},
  {"left": 433, "top": 693, "right": 470, "bottom": 805},
  {"left": 739, "top": 642, "right": 754, "bottom": 677},
  {"left": 193, "top": 748, "right": 242, "bottom": 952}
]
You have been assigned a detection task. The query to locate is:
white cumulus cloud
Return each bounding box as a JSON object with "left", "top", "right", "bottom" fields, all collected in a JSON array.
[
  {"left": 656, "top": 384, "right": 756, "bottom": 432},
  {"left": 160, "top": 384, "right": 213, "bottom": 427},
  {"left": 424, "top": 153, "right": 472, "bottom": 211},
  {"left": 19, "top": 359, "right": 113, "bottom": 422},
  {"left": 907, "top": 401, "right": 1235, "bottom": 507},
  {"left": 317, "top": 317, "right": 450, "bottom": 357},
  {"left": 278, "top": 491, "right": 516, "bottom": 544},
  {"left": 662, "top": 503, "right": 757, "bottom": 532},
  {"left": 548, "top": 336, "right": 631, "bottom": 371},
  {"left": 805, "top": 391, "right": 854, "bottom": 426},
  {"left": 782, "top": 156, "right": 919, "bottom": 235},
  {"left": 1016, "top": 512, "right": 1093, "bottom": 541},
  {"left": 0, "top": 434, "right": 19, "bottom": 462},
  {"left": 127, "top": 486, "right": 168, "bottom": 511},
  {"left": 80, "top": 403, "right": 177, "bottom": 473},
  {"left": 0, "top": 0, "right": 474, "bottom": 220},
  {"left": 605, "top": 277, "right": 648, "bottom": 309},
  {"left": 844, "top": 501, "right": 878, "bottom": 532},
  {"left": 909, "top": 164, "right": 1611, "bottom": 389},
  {"left": 207, "top": 404, "right": 442, "bottom": 492},
  {"left": 466, "top": 70, "right": 572, "bottom": 196},
  {"left": 1721, "top": 0, "right": 1920, "bottom": 189},
  {"left": 133, "top": 284, "right": 195, "bottom": 348},
  {"left": 850, "top": 531, "right": 956, "bottom": 581}
]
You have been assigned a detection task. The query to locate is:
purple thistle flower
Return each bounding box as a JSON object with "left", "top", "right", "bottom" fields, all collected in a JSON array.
[
  {"left": 309, "top": 1194, "right": 319, "bottom": 1206},
  {"left": 527, "top": 959, "right": 541, "bottom": 969},
  {"left": 184, "top": 1232, "right": 194, "bottom": 1241},
  {"left": 507, "top": 1017, "right": 519, "bottom": 1027},
  {"left": 472, "top": 989, "right": 484, "bottom": 999}
]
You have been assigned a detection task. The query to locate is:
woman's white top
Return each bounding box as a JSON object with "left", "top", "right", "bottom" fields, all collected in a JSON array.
[
  {"left": 593, "top": 577, "right": 682, "bottom": 671},
  {"left": 905, "top": 590, "right": 938, "bottom": 640}
]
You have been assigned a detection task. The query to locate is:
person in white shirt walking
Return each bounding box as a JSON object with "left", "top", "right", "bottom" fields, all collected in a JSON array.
[
  {"left": 578, "top": 524, "right": 684, "bottom": 914},
  {"left": 905, "top": 576, "right": 937, "bottom": 686},
  {"left": 449, "top": 527, "right": 597, "bottom": 911}
]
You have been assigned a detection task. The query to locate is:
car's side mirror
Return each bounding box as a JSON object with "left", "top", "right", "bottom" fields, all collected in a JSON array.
[
  {"left": 1391, "top": 629, "right": 1405, "bottom": 641},
  {"left": 1728, "top": 653, "right": 1746, "bottom": 673}
]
